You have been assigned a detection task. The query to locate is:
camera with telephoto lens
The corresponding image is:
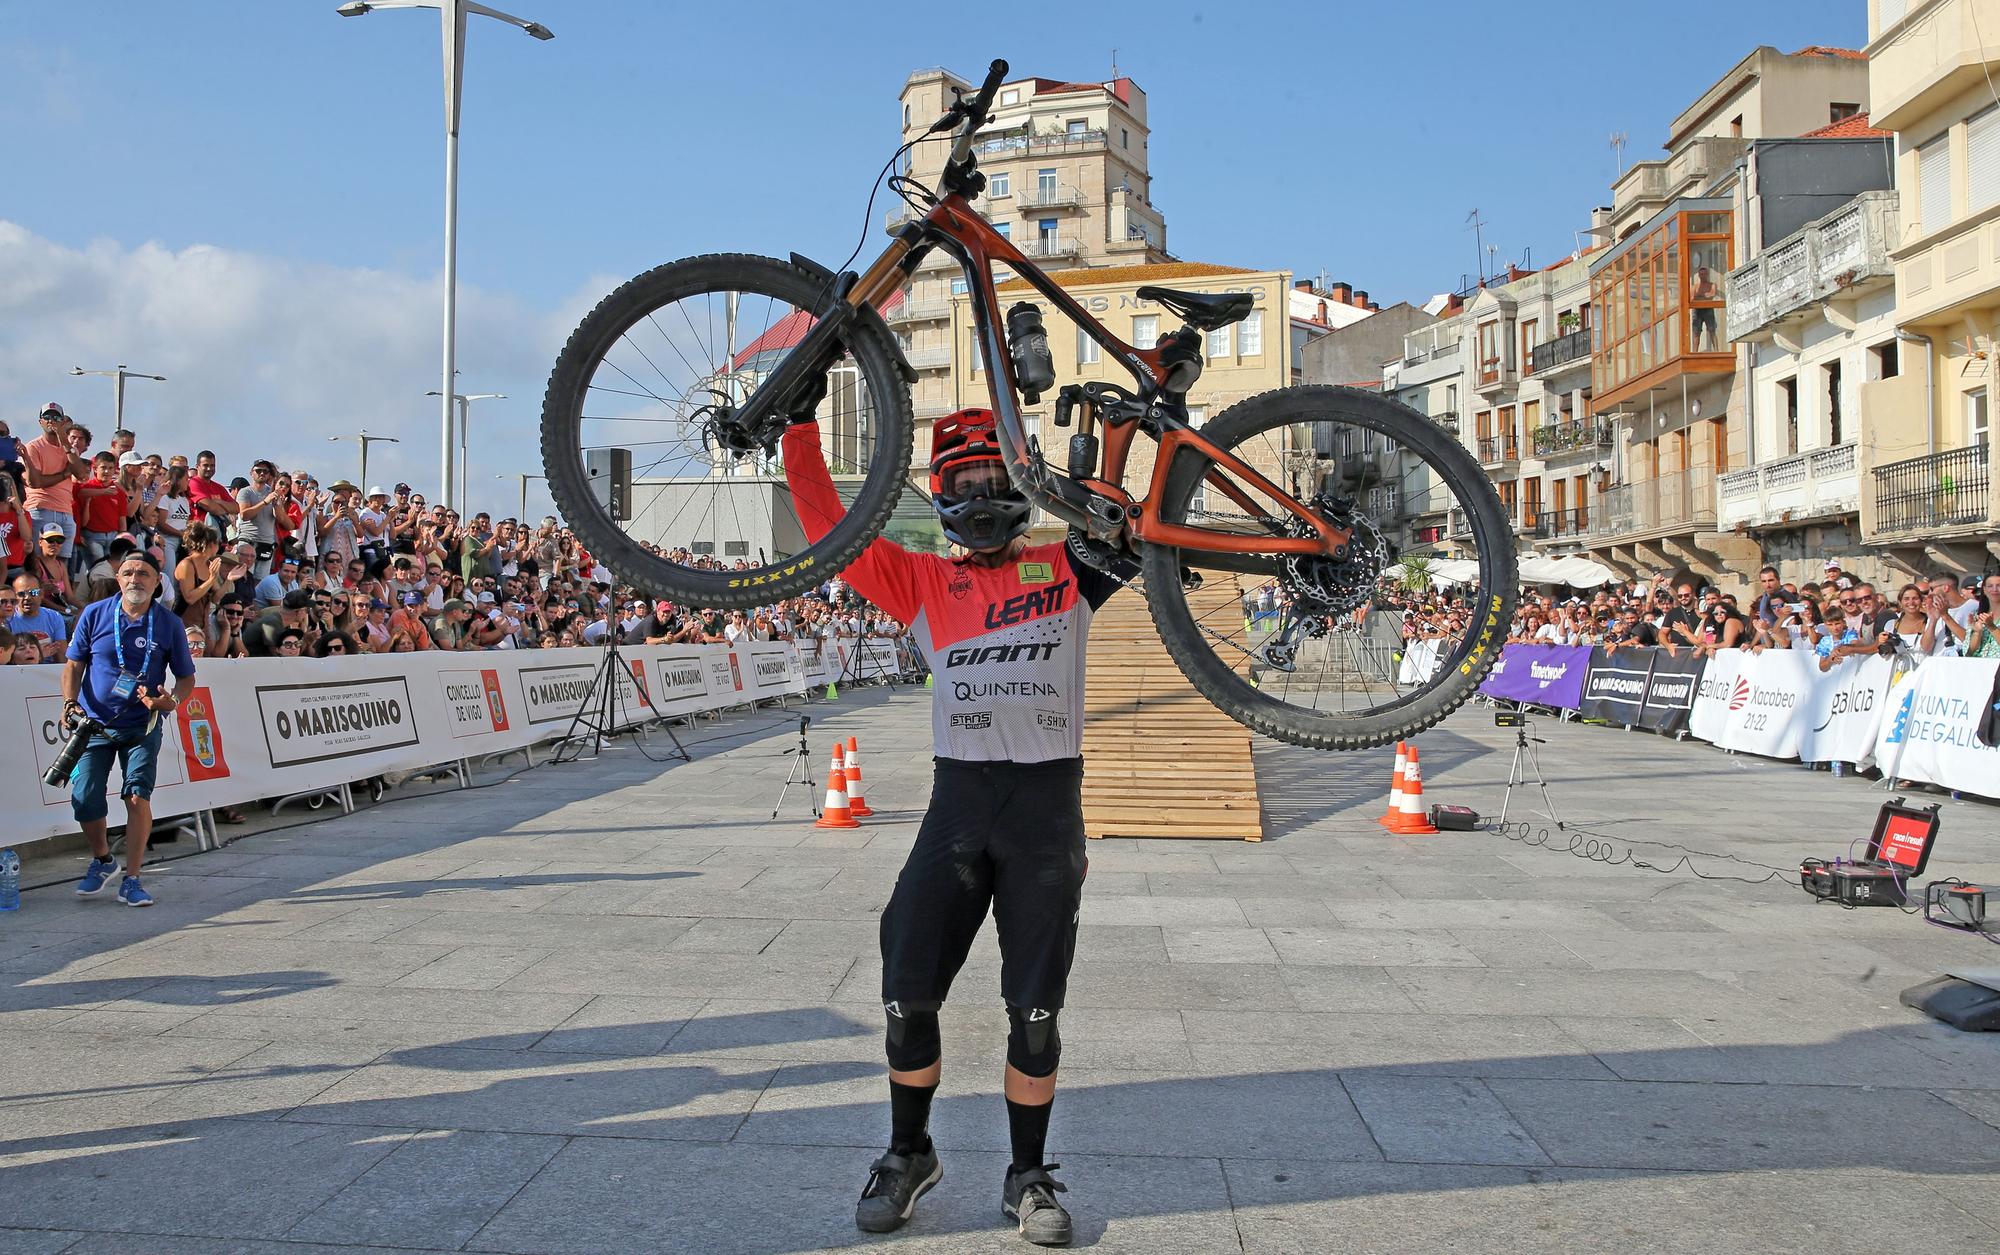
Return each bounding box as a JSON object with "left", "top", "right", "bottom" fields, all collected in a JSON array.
[{"left": 44, "top": 713, "right": 104, "bottom": 788}]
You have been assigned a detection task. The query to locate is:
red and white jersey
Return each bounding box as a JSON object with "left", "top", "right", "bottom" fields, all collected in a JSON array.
[{"left": 783, "top": 426, "right": 1118, "bottom": 762}]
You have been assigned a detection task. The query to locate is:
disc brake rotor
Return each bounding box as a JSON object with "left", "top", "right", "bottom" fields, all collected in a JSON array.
[{"left": 1280, "top": 494, "right": 1391, "bottom": 618}]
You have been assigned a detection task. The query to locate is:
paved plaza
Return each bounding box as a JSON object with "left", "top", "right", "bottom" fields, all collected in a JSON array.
[{"left": 4, "top": 689, "right": 2000, "bottom": 1254}]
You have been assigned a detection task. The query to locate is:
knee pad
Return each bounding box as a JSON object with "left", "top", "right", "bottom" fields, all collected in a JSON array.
[
  {"left": 883, "top": 1000, "right": 941, "bottom": 1072},
  {"left": 1006, "top": 1005, "right": 1062, "bottom": 1078}
]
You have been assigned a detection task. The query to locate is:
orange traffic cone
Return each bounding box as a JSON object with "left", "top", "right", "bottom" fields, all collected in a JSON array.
[
  {"left": 815, "top": 746, "right": 859, "bottom": 829},
  {"left": 1377, "top": 741, "right": 1409, "bottom": 826},
  {"left": 1388, "top": 746, "right": 1439, "bottom": 835},
  {"left": 844, "top": 736, "right": 873, "bottom": 817}
]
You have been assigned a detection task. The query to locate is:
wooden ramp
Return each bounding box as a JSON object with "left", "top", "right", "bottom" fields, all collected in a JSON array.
[{"left": 1083, "top": 581, "right": 1264, "bottom": 841}]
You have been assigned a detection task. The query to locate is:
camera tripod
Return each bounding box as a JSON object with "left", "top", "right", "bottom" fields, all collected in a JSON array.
[
  {"left": 553, "top": 635, "right": 689, "bottom": 765},
  {"left": 1498, "top": 716, "right": 1563, "bottom": 830},
  {"left": 771, "top": 714, "right": 819, "bottom": 819}
]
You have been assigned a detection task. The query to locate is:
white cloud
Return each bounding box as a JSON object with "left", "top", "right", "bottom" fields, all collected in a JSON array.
[{"left": 0, "top": 219, "right": 610, "bottom": 520}]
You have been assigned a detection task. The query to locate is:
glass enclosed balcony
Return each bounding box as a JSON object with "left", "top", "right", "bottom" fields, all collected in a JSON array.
[{"left": 1589, "top": 200, "right": 1735, "bottom": 413}]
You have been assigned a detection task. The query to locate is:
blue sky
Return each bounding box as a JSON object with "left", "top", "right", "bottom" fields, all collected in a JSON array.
[{"left": 0, "top": 0, "right": 1866, "bottom": 509}]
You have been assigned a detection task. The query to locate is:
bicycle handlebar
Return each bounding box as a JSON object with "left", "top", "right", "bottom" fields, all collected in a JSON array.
[{"left": 947, "top": 58, "right": 1009, "bottom": 166}]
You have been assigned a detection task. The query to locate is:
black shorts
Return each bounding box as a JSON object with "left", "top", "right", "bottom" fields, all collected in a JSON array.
[{"left": 880, "top": 757, "right": 1087, "bottom": 1012}]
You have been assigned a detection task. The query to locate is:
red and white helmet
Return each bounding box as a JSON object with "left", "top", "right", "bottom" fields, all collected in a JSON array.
[{"left": 927, "top": 409, "right": 1029, "bottom": 550}]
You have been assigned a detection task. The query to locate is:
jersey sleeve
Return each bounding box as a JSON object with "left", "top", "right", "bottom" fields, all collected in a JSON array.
[{"left": 780, "top": 422, "right": 923, "bottom": 624}]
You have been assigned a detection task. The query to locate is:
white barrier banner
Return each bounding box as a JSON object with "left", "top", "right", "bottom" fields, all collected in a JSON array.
[
  {"left": 1688, "top": 648, "right": 1900, "bottom": 764},
  {"left": 1873, "top": 657, "right": 2000, "bottom": 800},
  {"left": 1398, "top": 638, "right": 1441, "bottom": 685},
  {"left": 2, "top": 642, "right": 810, "bottom": 846}
]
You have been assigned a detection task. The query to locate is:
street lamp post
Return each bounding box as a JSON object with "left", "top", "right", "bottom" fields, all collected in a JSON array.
[
  {"left": 68, "top": 365, "right": 165, "bottom": 432},
  {"left": 500, "top": 472, "right": 546, "bottom": 522},
  {"left": 427, "top": 390, "right": 503, "bottom": 516},
  {"left": 328, "top": 430, "right": 403, "bottom": 487},
  {"left": 336, "top": 0, "right": 551, "bottom": 505}
]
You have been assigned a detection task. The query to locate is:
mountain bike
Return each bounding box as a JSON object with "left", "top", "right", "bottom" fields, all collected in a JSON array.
[{"left": 540, "top": 58, "right": 1517, "bottom": 749}]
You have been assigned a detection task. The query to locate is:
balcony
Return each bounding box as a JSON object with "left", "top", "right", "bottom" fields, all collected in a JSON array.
[
  {"left": 1869, "top": 444, "right": 1992, "bottom": 537},
  {"left": 1477, "top": 435, "right": 1520, "bottom": 466},
  {"left": 1017, "top": 182, "right": 1084, "bottom": 210},
  {"left": 1401, "top": 325, "right": 1462, "bottom": 365},
  {"left": 1715, "top": 441, "right": 1860, "bottom": 530},
  {"left": 1475, "top": 356, "right": 1513, "bottom": 394},
  {"left": 972, "top": 128, "right": 1107, "bottom": 157},
  {"left": 1020, "top": 236, "right": 1082, "bottom": 261},
  {"left": 1430, "top": 409, "right": 1459, "bottom": 432},
  {"left": 1531, "top": 507, "right": 1588, "bottom": 540},
  {"left": 885, "top": 297, "right": 952, "bottom": 326},
  {"left": 1725, "top": 192, "right": 1897, "bottom": 342},
  {"left": 1447, "top": 507, "right": 1473, "bottom": 539},
  {"left": 903, "top": 345, "right": 953, "bottom": 370},
  {"left": 1528, "top": 328, "right": 1591, "bottom": 375},
  {"left": 1585, "top": 470, "right": 1715, "bottom": 539},
  {"left": 883, "top": 204, "right": 919, "bottom": 233},
  {"left": 1531, "top": 418, "right": 1613, "bottom": 459}
]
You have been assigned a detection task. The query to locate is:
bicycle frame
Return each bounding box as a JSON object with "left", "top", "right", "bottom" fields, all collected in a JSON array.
[{"left": 843, "top": 190, "right": 1347, "bottom": 572}]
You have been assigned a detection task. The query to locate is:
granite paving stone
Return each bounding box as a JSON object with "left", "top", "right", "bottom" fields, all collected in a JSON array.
[{"left": 2, "top": 694, "right": 1995, "bottom": 1252}]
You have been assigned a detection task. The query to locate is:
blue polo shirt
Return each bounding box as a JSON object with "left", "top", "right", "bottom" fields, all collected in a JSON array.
[{"left": 66, "top": 598, "right": 197, "bottom": 732}]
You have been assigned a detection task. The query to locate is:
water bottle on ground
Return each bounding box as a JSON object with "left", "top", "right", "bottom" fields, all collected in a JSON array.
[{"left": 0, "top": 848, "right": 20, "bottom": 912}]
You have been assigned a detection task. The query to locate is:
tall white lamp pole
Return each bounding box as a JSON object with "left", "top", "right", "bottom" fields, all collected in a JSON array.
[{"left": 336, "top": 0, "right": 551, "bottom": 503}]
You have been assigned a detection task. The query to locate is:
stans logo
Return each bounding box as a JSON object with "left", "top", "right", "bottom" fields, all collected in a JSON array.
[{"left": 1727, "top": 677, "right": 1751, "bottom": 712}]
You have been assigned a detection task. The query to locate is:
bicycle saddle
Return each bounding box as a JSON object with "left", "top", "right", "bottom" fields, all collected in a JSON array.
[{"left": 1135, "top": 286, "right": 1256, "bottom": 331}]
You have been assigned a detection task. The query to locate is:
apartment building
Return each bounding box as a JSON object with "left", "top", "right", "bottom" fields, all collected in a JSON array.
[
  {"left": 1298, "top": 302, "right": 1438, "bottom": 553},
  {"left": 1863, "top": 0, "right": 2000, "bottom": 574},
  {"left": 1722, "top": 130, "right": 1899, "bottom": 588},
  {"left": 1382, "top": 315, "right": 1467, "bottom": 555},
  {"left": 1563, "top": 46, "right": 1879, "bottom": 591},
  {"left": 892, "top": 69, "right": 1173, "bottom": 454}
]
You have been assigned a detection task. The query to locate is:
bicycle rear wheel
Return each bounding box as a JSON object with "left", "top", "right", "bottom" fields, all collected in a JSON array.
[
  {"left": 1140, "top": 385, "right": 1518, "bottom": 750},
  {"left": 540, "top": 253, "right": 913, "bottom": 607}
]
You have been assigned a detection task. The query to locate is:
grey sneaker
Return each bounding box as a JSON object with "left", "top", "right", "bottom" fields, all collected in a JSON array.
[
  {"left": 855, "top": 1145, "right": 942, "bottom": 1234},
  {"left": 1002, "top": 1163, "right": 1072, "bottom": 1246}
]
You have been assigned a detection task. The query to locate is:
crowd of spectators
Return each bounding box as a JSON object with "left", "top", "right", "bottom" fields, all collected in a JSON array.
[
  {"left": 0, "top": 401, "right": 910, "bottom": 669},
  {"left": 1376, "top": 560, "right": 2000, "bottom": 669}
]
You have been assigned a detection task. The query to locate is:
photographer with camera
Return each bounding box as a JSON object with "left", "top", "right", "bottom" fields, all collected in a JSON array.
[{"left": 59, "top": 549, "right": 197, "bottom": 908}]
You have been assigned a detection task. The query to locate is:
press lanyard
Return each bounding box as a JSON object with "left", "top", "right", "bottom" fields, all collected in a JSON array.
[{"left": 114, "top": 603, "right": 155, "bottom": 677}]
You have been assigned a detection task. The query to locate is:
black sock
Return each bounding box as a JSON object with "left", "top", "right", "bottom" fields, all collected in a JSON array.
[
  {"left": 889, "top": 1079, "right": 936, "bottom": 1154},
  {"left": 1006, "top": 1096, "right": 1053, "bottom": 1172}
]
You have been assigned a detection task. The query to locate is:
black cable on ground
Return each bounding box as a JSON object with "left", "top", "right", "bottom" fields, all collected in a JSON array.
[{"left": 1482, "top": 818, "right": 1805, "bottom": 888}]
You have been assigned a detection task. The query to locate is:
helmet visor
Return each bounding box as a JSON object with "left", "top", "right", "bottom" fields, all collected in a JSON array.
[{"left": 941, "top": 457, "right": 1011, "bottom": 499}]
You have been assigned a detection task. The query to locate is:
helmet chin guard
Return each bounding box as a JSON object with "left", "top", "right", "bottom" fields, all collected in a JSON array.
[{"left": 929, "top": 409, "right": 1030, "bottom": 551}]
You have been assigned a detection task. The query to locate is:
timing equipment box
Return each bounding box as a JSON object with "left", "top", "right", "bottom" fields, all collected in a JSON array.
[
  {"left": 1429, "top": 804, "right": 1480, "bottom": 831},
  {"left": 1800, "top": 798, "right": 1941, "bottom": 908}
]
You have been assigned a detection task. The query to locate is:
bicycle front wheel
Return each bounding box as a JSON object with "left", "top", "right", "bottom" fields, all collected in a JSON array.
[
  {"left": 540, "top": 253, "right": 913, "bottom": 606},
  {"left": 1140, "top": 385, "right": 1518, "bottom": 750}
]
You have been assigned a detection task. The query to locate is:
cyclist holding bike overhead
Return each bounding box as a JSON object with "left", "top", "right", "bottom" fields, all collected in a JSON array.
[{"left": 784, "top": 409, "right": 1117, "bottom": 1247}]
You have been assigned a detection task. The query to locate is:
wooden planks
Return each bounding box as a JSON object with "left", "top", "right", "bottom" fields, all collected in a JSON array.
[{"left": 1082, "top": 581, "right": 1264, "bottom": 841}]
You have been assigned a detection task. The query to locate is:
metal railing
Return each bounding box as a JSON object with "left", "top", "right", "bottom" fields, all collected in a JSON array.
[
  {"left": 973, "top": 128, "right": 1107, "bottom": 156},
  {"left": 1870, "top": 444, "right": 1991, "bottom": 535},
  {"left": 1020, "top": 236, "right": 1082, "bottom": 260},
  {"left": 1017, "top": 182, "right": 1083, "bottom": 210},
  {"left": 1528, "top": 328, "right": 1591, "bottom": 374},
  {"left": 1533, "top": 507, "right": 1586, "bottom": 539},
  {"left": 903, "top": 345, "right": 953, "bottom": 370},
  {"left": 1402, "top": 326, "right": 1463, "bottom": 364},
  {"left": 1726, "top": 191, "right": 1897, "bottom": 341},
  {"left": 1531, "top": 418, "right": 1612, "bottom": 458},
  {"left": 885, "top": 298, "right": 952, "bottom": 325},
  {"left": 1477, "top": 435, "right": 1519, "bottom": 465},
  {"left": 1587, "top": 470, "right": 1714, "bottom": 536},
  {"left": 1447, "top": 507, "right": 1472, "bottom": 538}
]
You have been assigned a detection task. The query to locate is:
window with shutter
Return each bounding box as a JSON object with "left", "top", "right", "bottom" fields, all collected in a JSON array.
[
  {"left": 1970, "top": 108, "right": 2000, "bottom": 213},
  {"left": 1919, "top": 134, "right": 1952, "bottom": 236}
]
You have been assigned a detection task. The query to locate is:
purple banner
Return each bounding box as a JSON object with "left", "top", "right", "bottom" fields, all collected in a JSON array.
[{"left": 1478, "top": 644, "right": 1593, "bottom": 708}]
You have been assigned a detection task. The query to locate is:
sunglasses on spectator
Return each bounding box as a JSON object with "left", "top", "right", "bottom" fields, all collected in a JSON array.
[{"left": 326, "top": 641, "right": 347, "bottom": 653}]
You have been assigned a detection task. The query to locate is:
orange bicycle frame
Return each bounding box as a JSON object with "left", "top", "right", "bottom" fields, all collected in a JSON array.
[{"left": 848, "top": 191, "right": 1347, "bottom": 566}]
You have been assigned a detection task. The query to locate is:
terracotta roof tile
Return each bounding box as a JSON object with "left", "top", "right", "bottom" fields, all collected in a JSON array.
[
  {"left": 997, "top": 261, "right": 1258, "bottom": 292},
  {"left": 1801, "top": 112, "right": 1892, "bottom": 139},
  {"left": 1791, "top": 46, "right": 1865, "bottom": 60}
]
